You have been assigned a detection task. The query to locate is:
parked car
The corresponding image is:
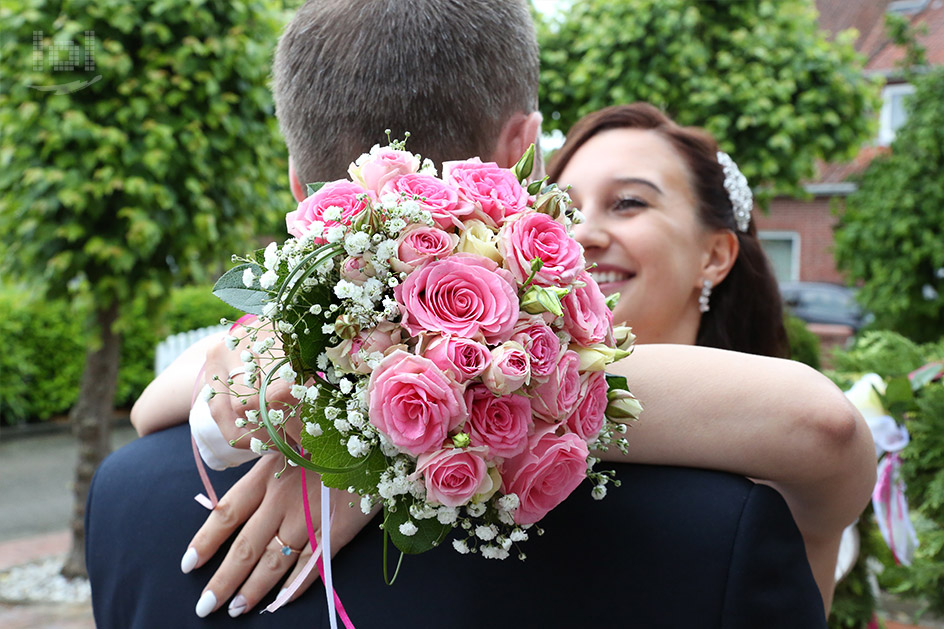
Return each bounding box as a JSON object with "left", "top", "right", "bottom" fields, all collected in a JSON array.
[{"left": 779, "top": 282, "right": 872, "bottom": 332}]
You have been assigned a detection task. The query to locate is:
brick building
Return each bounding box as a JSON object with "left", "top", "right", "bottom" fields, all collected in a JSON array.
[{"left": 754, "top": 0, "right": 944, "bottom": 284}]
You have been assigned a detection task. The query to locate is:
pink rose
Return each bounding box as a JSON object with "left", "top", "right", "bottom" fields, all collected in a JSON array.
[
  {"left": 395, "top": 225, "right": 459, "bottom": 271},
  {"left": 326, "top": 321, "right": 403, "bottom": 374},
  {"left": 562, "top": 272, "right": 614, "bottom": 346},
  {"left": 395, "top": 253, "right": 519, "bottom": 344},
  {"left": 482, "top": 341, "right": 530, "bottom": 396},
  {"left": 465, "top": 384, "right": 532, "bottom": 460},
  {"left": 415, "top": 447, "right": 490, "bottom": 507},
  {"left": 511, "top": 315, "right": 563, "bottom": 381},
  {"left": 499, "top": 212, "right": 585, "bottom": 287},
  {"left": 340, "top": 255, "right": 371, "bottom": 284},
  {"left": 381, "top": 173, "right": 473, "bottom": 229},
  {"left": 530, "top": 349, "right": 581, "bottom": 423},
  {"left": 443, "top": 158, "right": 529, "bottom": 227},
  {"left": 565, "top": 371, "right": 608, "bottom": 442},
  {"left": 350, "top": 148, "right": 419, "bottom": 193},
  {"left": 285, "top": 180, "right": 373, "bottom": 239},
  {"left": 367, "top": 351, "right": 467, "bottom": 456},
  {"left": 424, "top": 335, "right": 491, "bottom": 383},
  {"left": 501, "top": 424, "right": 589, "bottom": 524}
]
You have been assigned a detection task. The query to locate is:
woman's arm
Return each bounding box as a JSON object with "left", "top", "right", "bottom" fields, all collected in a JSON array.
[
  {"left": 602, "top": 344, "right": 876, "bottom": 611},
  {"left": 130, "top": 333, "right": 225, "bottom": 436}
]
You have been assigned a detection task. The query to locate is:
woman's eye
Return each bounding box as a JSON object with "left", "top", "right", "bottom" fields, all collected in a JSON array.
[{"left": 613, "top": 196, "right": 647, "bottom": 212}]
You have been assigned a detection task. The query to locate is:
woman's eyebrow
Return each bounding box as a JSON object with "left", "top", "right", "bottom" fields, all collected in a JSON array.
[{"left": 614, "top": 176, "right": 663, "bottom": 195}]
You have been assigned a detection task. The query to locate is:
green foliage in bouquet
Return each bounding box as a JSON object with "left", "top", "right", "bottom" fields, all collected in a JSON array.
[
  {"left": 828, "top": 331, "right": 944, "bottom": 621},
  {"left": 213, "top": 142, "right": 640, "bottom": 566},
  {"left": 537, "top": 0, "right": 879, "bottom": 199}
]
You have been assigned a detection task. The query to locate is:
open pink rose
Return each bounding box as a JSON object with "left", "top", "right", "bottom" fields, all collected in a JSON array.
[
  {"left": 350, "top": 148, "right": 419, "bottom": 193},
  {"left": 501, "top": 424, "right": 589, "bottom": 524},
  {"left": 415, "top": 447, "right": 490, "bottom": 507},
  {"left": 562, "top": 271, "right": 614, "bottom": 346},
  {"left": 367, "top": 351, "right": 467, "bottom": 456},
  {"left": 381, "top": 173, "right": 473, "bottom": 229},
  {"left": 285, "top": 180, "right": 373, "bottom": 239},
  {"left": 565, "top": 371, "right": 608, "bottom": 442},
  {"left": 530, "top": 349, "right": 581, "bottom": 423},
  {"left": 395, "top": 225, "right": 458, "bottom": 271},
  {"left": 482, "top": 341, "right": 530, "bottom": 396},
  {"left": 395, "top": 253, "right": 518, "bottom": 344},
  {"left": 499, "top": 212, "right": 585, "bottom": 287},
  {"left": 424, "top": 335, "right": 491, "bottom": 383},
  {"left": 511, "top": 315, "right": 563, "bottom": 381},
  {"left": 443, "top": 158, "right": 529, "bottom": 228},
  {"left": 465, "top": 384, "right": 532, "bottom": 460}
]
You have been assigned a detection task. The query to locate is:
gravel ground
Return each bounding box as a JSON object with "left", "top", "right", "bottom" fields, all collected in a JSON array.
[{"left": 0, "top": 556, "right": 90, "bottom": 605}]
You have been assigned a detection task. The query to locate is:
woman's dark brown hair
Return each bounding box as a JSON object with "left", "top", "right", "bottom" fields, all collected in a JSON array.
[{"left": 548, "top": 103, "right": 789, "bottom": 358}]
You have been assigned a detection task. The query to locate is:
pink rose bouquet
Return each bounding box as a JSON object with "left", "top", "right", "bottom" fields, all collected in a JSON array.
[{"left": 213, "top": 138, "right": 641, "bottom": 566}]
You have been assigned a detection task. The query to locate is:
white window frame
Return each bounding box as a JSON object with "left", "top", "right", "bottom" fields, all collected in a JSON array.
[
  {"left": 759, "top": 230, "right": 801, "bottom": 282},
  {"left": 879, "top": 83, "right": 915, "bottom": 146}
]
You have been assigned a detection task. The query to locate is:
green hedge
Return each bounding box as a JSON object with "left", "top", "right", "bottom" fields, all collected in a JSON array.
[
  {"left": 0, "top": 285, "right": 242, "bottom": 425},
  {"left": 827, "top": 331, "right": 944, "bottom": 625},
  {"left": 785, "top": 314, "right": 822, "bottom": 370}
]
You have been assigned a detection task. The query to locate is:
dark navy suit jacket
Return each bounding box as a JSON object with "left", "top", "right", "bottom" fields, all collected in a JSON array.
[{"left": 87, "top": 423, "right": 826, "bottom": 628}]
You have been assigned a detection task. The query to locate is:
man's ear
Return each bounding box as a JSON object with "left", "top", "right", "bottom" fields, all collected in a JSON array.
[
  {"left": 289, "top": 156, "right": 306, "bottom": 202},
  {"left": 491, "top": 111, "right": 543, "bottom": 169},
  {"left": 699, "top": 229, "right": 739, "bottom": 288}
]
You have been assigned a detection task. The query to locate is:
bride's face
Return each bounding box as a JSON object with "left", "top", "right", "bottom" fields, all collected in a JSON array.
[{"left": 559, "top": 128, "right": 713, "bottom": 345}]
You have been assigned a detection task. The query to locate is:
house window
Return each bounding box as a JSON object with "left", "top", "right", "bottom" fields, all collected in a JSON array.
[
  {"left": 759, "top": 231, "right": 800, "bottom": 283},
  {"left": 879, "top": 83, "right": 915, "bottom": 146}
]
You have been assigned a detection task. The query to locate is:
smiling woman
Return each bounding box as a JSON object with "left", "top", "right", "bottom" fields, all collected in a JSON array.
[{"left": 548, "top": 102, "right": 788, "bottom": 357}]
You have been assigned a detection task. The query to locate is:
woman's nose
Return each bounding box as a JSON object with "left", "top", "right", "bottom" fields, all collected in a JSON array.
[{"left": 574, "top": 209, "right": 609, "bottom": 251}]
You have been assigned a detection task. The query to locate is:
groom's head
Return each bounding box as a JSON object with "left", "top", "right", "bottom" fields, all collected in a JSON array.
[{"left": 272, "top": 0, "right": 540, "bottom": 191}]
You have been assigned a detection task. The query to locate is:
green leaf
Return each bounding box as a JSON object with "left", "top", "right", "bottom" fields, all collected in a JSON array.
[
  {"left": 299, "top": 400, "right": 371, "bottom": 475},
  {"left": 384, "top": 502, "right": 452, "bottom": 555},
  {"left": 322, "top": 446, "right": 387, "bottom": 495},
  {"left": 605, "top": 373, "right": 630, "bottom": 393},
  {"left": 212, "top": 263, "right": 267, "bottom": 315},
  {"left": 882, "top": 375, "right": 916, "bottom": 419},
  {"left": 305, "top": 181, "right": 326, "bottom": 197}
]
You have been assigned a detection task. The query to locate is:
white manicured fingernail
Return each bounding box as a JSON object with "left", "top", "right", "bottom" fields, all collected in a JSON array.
[
  {"left": 196, "top": 590, "right": 216, "bottom": 618},
  {"left": 228, "top": 594, "right": 247, "bottom": 618},
  {"left": 180, "top": 547, "right": 198, "bottom": 574},
  {"left": 279, "top": 588, "right": 289, "bottom": 599}
]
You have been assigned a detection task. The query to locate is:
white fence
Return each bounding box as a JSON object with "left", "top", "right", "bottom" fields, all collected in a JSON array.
[{"left": 154, "top": 325, "right": 229, "bottom": 374}]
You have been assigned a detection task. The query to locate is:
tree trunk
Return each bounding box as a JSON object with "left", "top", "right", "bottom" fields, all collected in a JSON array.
[{"left": 61, "top": 301, "right": 122, "bottom": 580}]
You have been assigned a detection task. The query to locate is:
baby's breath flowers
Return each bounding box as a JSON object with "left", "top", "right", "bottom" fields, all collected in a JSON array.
[{"left": 210, "top": 138, "right": 641, "bottom": 567}]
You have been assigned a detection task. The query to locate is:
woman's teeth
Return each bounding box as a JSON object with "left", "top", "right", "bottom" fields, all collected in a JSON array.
[{"left": 590, "top": 270, "right": 632, "bottom": 285}]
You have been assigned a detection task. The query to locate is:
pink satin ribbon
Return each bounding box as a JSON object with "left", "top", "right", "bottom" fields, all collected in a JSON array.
[
  {"left": 187, "top": 358, "right": 354, "bottom": 626},
  {"left": 872, "top": 452, "right": 918, "bottom": 565}
]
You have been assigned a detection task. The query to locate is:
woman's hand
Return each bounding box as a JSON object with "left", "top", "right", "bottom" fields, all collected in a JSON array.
[
  {"left": 181, "top": 453, "right": 379, "bottom": 618},
  {"left": 203, "top": 331, "right": 305, "bottom": 448}
]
